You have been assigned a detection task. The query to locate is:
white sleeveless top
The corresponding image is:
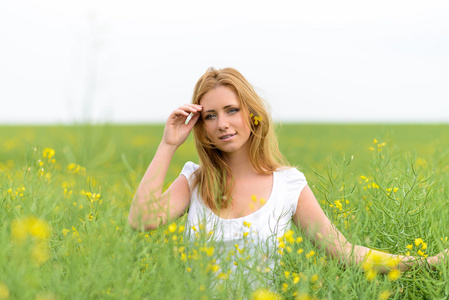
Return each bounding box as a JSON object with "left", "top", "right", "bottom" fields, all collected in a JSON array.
[{"left": 180, "top": 161, "right": 308, "bottom": 251}]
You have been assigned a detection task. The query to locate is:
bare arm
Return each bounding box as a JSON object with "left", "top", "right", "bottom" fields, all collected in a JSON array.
[
  {"left": 128, "top": 104, "right": 202, "bottom": 231},
  {"left": 293, "top": 185, "right": 445, "bottom": 273}
]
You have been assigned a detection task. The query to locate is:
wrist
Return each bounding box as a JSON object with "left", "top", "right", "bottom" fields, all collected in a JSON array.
[{"left": 159, "top": 141, "right": 179, "bottom": 153}]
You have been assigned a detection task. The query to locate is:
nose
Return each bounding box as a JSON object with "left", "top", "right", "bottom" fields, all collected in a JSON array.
[{"left": 217, "top": 114, "right": 229, "bottom": 131}]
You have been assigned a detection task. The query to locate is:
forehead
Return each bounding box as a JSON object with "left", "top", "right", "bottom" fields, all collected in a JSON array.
[{"left": 200, "top": 86, "right": 240, "bottom": 109}]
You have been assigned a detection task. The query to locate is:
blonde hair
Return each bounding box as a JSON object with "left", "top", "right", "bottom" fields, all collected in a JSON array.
[{"left": 191, "top": 67, "right": 288, "bottom": 210}]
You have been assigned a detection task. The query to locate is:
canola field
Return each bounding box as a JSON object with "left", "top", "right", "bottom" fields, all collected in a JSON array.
[{"left": 1, "top": 124, "right": 449, "bottom": 299}]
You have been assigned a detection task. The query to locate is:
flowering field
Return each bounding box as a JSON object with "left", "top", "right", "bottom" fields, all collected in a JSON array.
[{"left": 1, "top": 124, "right": 449, "bottom": 299}]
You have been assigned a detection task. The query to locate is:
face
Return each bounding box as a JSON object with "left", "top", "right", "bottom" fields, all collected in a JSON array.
[{"left": 200, "top": 86, "right": 251, "bottom": 157}]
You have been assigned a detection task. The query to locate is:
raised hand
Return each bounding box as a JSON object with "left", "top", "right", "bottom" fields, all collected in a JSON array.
[{"left": 162, "top": 104, "right": 202, "bottom": 148}]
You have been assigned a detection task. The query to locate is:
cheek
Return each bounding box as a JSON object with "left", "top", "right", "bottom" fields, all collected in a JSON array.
[{"left": 202, "top": 123, "right": 215, "bottom": 138}]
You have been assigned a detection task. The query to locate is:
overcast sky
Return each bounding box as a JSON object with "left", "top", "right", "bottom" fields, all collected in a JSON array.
[{"left": 1, "top": 0, "right": 448, "bottom": 124}]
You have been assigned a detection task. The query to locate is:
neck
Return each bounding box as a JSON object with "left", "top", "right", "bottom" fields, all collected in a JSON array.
[{"left": 222, "top": 148, "right": 257, "bottom": 178}]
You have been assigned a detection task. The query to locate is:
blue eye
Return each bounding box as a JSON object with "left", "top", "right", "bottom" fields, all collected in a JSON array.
[
  {"left": 204, "top": 114, "right": 216, "bottom": 120},
  {"left": 228, "top": 108, "right": 239, "bottom": 114}
]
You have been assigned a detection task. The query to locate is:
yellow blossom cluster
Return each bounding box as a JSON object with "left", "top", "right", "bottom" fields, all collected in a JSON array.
[
  {"left": 80, "top": 190, "right": 102, "bottom": 204},
  {"left": 62, "top": 226, "right": 83, "bottom": 243},
  {"left": 385, "top": 187, "right": 399, "bottom": 196},
  {"left": 277, "top": 230, "right": 303, "bottom": 256},
  {"left": 250, "top": 194, "right": 266, "bottom": 211},
  {"left": 369, "top": 139, "right": 386, "bottom": 152},
  {"left": 250, "top": 113, "right": 262, "bottom": 125},
  {"left": 11, "top": 216, "right": 50, "bottom": 242},
  {"left": 42, "top": 147, "right": 56, "bottom": 162},
  {"left": 67, "top": 163, "right": 86, "bottom": 175},
  {"left": 37, "top": 148, "right": 57, "bottom": 180},
  {"left": 5, "top": 186, "right": 26, "bottom": 202},
  {"left": 378, "top": 290, "right": 391, "bottom": 300},
  {"left": 11, "top": 216, "right": 51, "bottom": 265},
  {"left": 406, "top": 238, "right": 428, "bottom": 257},
  {"left": 359, "top": 176, "right": 380, "bottom": 190},
  {"left": 362, "top": 251, "right": 401, "bottom": 282}
]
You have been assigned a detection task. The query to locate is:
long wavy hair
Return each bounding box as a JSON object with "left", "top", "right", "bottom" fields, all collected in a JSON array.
[{"left": 191, "top": 67, "right": 289, "bottom": 211}]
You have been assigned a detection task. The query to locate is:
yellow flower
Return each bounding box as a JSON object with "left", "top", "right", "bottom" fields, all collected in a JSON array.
[
  {"left": 284, "top": 271, "right": 290, "bottom": 278},
  {"left": 310, "top": 274, "right": 319, "bottom": 283},
  {"left": 297, "top": 248, "right": 304, "bottom": 254},
  {"left": 68, "top": 163, "right": 86, "bottom": 175},
  {"left": 365, "top": 269, "right": 377, "bottom": 281},
  {"left": 296, "top": 237, "right": 303, "bottom": 243},
  {"left": 306, "top": 250, "right": 315, "bottom": 259},
  {"left": 406, "top": 244, "right": 413, "bottom": 250},
  {"left": 293, "top": 276, "right": 300, "bottom": 284},
  {"left": 378, "top": 290, "right": 391, "bottom": 300},
  {"left": 387, "top": 269, "right": 401, "bottom": 281},
  {"left": 421, "top": 242, "right": 427, "bottom": 250},
  {"left": 373, "top": 138, "right": 378, "bottom": 144},
  {"left": 168, "top": 222, "right": 177, "bottom": 233},
  {"left": 209, "top": 264, "right": 220, "bottom": 273},
  {"left": 282, "top": 283, "right": 288, "bottom": 292},
  {"left": 178, "top": 225, "right": 185, "bottom": 233},
  {"left": 206, "top": 247, "right": 214, "bottom": 257},
  {"left": 415, "top": 238, "right": 423, "bottom": 247},
  {"left": 283, "top": 229, "right": 294, "bottom": 242},
  {"left": 218, "top": 273, "right": 228, "bottom": 280},
  {"left": 417, "top": 250, "right": 427, "bottom": 257},
  {"left": 0, "top": 282, "right": 10, "bottom": 300},
  {"left": 386, "top": 256, "right": 401, "bottom": 268},
  {"left": 243, "top": 221, "right": 251, "bottom": 228},
  {"left": 43, "top": 148, "right": 55, "bottom": 159},
  {"left": 243, "top": 232, "right": 249, "bottom": 238},
  {"left": 364, "top": 250, "right": 399, "bottom": 268},
  {"left": 251, "top": 288, "right": 282, "bottom": 300},
  {"left": 11, "top": 216, "right": 50, "bottom": 242},
  {"left": 186, "top": 267, "right": 192, "bottom": 273},
  {"left": 62, "top": 228, "right": 69, "bottom": 236}
]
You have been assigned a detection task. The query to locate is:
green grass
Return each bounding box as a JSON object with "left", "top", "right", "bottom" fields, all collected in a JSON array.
[{"left": 1, "top": 124, "right": 449, "bottom": 299}]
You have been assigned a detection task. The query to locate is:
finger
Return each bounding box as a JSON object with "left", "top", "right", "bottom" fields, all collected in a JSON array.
[
  {"left": 171, "top": 109, "right": 190, "bottom": 118},
  {"left": 178, "top": 104, "right": 202, "bottom": 114}
]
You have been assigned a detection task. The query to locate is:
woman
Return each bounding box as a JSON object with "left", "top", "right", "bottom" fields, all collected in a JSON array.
[{"left": 128, "top": 67, "right": 445, "bottom": 274}]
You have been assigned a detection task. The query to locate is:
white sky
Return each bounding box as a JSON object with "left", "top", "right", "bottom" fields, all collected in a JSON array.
[{"left": 1, "top": 0, "right": 448, "bottom": 124}]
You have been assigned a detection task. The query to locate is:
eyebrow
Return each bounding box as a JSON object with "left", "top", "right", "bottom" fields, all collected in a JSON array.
[{"left": 203, "top": 105, "right": 236, "bottom": 114}]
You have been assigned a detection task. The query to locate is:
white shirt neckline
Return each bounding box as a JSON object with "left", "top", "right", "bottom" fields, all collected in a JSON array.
[{"left": 201, "top": 171, "right": 277, "bottom": 222}]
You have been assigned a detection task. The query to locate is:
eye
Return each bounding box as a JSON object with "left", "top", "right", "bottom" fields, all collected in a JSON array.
[
  {"left": 228, "top": 107, "right": 239, "bottom": 114},
  {"left": 204, "top": 113, "right": 217, "bottom": 120}
]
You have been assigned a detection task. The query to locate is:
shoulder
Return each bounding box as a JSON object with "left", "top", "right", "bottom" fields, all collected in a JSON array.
[
  {"left": 275, "top": 167, "right": 308, "bottom": 214},
  {"left": 275, "top": 166, "right": 307, "bottom": 184}
]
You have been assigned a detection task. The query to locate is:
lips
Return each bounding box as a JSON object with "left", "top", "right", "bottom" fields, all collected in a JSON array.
[{"left": 219, "top": 133, "right": 236, "bottom": 140}]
